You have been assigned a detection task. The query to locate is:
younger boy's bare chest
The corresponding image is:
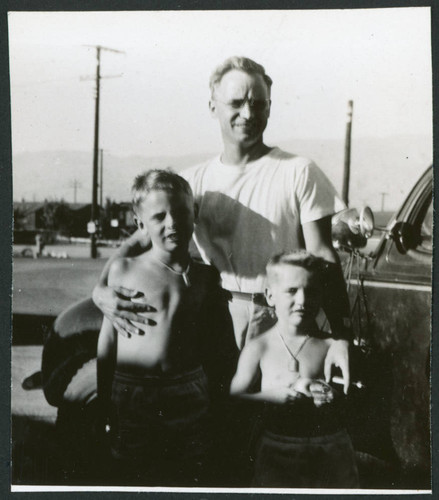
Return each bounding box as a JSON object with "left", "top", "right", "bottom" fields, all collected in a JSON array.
[{"left": 260, "top": 337, "right": 330, "bottom": 389}]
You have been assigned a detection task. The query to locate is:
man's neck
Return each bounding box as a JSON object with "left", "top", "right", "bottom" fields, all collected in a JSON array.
[{"left": 221, "top": 141, "right": 271, "bottom": 166}]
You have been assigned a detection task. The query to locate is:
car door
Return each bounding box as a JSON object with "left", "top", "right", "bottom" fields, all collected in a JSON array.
[{"left": 348, "top": 167, "right": 432, "bottom": 487}]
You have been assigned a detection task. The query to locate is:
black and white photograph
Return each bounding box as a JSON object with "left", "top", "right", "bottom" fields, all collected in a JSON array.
[{"left": 8, "top": 6, "right": 433, "bottom": 494}]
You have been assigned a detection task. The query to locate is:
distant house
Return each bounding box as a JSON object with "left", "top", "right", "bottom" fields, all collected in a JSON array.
[
  {"left": 70, "top": 204, "right": 101, "bottom": 237},
  {"left": 101, "top": 202, "right": 136, "bottom": 239},
  {"left": 14, "top": 200, "right": 136, "bottom": 241},
  {"left": 13, "top": 201, "right": 46, "bottom": 231},
  {"left": 114, "top": 202, "right": 135, "bottom": 230}
]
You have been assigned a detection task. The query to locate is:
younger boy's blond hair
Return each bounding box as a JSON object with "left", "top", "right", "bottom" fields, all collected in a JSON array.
[{"left": 266, "top": 251, "right": 326, "bottom": 286}]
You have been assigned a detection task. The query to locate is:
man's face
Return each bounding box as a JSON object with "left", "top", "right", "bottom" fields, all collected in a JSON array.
[
  {"left": 135, "top": 190, "right": 195, "bottom": 254},
  {"left": 266, "top": 265, "right": 321, "bottom": 330},
  {"left": 209, "top": 69, "right": 271, "bottom": 150}
]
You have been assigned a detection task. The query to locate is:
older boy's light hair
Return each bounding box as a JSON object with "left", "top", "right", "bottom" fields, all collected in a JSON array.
[
  {"left": 209, "top": 56, "right": 273, "bottom": 99},
  {"left": 266, "top": 251, "right": 326, "bottom": 285},
  {"left": 132, "top": 169, "right": 193, "bottom": 215}
]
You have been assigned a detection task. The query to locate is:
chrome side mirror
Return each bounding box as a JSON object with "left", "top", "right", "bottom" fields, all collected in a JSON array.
[
  {"left": 332, "top": 207, "right": 375, "bottom": 250},
  {"left": 358, "top": 207, "right": 374, "bottom": 239}
]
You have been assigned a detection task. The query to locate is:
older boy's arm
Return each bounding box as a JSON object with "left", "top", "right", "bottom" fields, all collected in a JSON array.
[
  {"left": 92, "top": 229, "right": 155, "bottom": 338},
  {"left": 302, "top": 216, "right": 351, "bottom": 394},
  {"left": 97, "top": 317, "right": 117, "bottom": 434}
]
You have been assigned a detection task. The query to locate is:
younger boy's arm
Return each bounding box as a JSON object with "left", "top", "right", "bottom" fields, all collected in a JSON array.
[{"left": 230, "top": 342, "right": 303, "bottom": 405}]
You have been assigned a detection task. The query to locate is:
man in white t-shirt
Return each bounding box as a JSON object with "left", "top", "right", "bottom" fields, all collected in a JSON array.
[{"left": 92, "top": 56, "right": 352, "bottom": 391}]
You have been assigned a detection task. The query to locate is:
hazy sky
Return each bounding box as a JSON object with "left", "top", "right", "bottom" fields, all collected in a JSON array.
[{"left": 9, "top": 8, "right": 432, "bottom": 158}]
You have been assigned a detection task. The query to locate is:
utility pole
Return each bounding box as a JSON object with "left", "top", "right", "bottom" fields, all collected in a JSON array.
[
  {"left": 342, "top": 100, "right": 353, "bottom": 206},
  {"left": 99, "top": 149, "right": 104, "bottom": 208},
  {"left": 83, "top": 45, "right": 124, "bottom": 258}
]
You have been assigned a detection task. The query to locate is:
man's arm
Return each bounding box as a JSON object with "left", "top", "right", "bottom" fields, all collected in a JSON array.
[
  {"left": 302, "top": 215, "right": 351, "bottom": 394},
  {"left": 230, "top": 342, "right": 303, "bottom": 404},
  {"left": 92, "top": 229, "right": 154, "bottom": 337}
]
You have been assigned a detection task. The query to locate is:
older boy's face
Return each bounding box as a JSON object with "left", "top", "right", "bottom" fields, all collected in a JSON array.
[
  {"left": 266, "top": 265, "right": 321, "bottom": 329},
  {"left": 137, "top": 190, "right": 195, "bottom": 253}
]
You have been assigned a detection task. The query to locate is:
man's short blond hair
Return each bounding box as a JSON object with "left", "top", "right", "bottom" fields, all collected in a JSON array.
[{"left": 209, "top": 56, "right": 273, "bottom": 99}]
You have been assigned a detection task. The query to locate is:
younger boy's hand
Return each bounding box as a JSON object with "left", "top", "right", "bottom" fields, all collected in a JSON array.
[
  {"left": 309, "top": 380, "right": 337, "bottom": 408},
  {"left": 293, "top": 377, "right": 313, "bottom": 397},
  {"left": 264, "top": 386, "right": 305, "bottom": 404}
]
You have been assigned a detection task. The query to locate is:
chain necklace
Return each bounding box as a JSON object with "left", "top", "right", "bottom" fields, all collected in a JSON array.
[
  {"left": 151, "top": 256, "right": 191, "bottom": 287},
  {"left": 276, "top": 325, "right": 310, "bottom": 372}
]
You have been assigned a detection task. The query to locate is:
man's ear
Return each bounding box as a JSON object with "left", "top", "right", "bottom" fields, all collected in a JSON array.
[
  {"left": 134, "top": 215, "right": 144, "bottom": 230},
  {"left": 266, "top": 99, "right": 271, "bottom": 119},
  {"left": 209, "top": 99, "right": 217, "bottom": 118},
  {"left": 265, "top": 286, "right": 275, "bottom": 308}
]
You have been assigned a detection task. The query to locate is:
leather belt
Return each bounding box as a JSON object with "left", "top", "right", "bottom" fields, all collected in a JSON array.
[{"left": 226, "top": 290, "right": 268, "bottom": 307}]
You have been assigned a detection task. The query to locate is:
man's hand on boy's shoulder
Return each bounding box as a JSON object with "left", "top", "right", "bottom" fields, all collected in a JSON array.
[{"left": 93, "top": 284, "right": 157, "bottom": 338}]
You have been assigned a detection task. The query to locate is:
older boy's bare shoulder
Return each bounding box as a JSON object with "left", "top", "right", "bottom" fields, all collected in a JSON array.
[
  {"left": 108, "top": 255, "right": 152, "bottom": 284},
  {"left": 108, "top": 256, "right": 130, "bottom": 281}
]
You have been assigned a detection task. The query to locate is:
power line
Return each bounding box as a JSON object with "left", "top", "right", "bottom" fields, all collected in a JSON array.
[{"left": 69, "top": 178, "right": 82, "bottom": 204}]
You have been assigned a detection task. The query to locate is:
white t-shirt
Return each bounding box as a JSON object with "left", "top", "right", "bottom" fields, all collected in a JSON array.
[{"left": 182, "top": 147, "right": 345, "bottom": 293}]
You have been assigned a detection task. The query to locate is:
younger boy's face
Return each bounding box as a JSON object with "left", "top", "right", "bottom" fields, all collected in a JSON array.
[
  {"left": 136, "top": 189, "right": 195, "bottom": 253},
  {"left": 266, "top": 264, "right": 321, "bottom": 330}
]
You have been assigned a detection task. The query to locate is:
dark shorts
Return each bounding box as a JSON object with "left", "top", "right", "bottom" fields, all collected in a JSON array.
[
  {"left": 253, "top": 428, "right": 359, "bottom": 489},
  {"left": 110, "top": 366, "right": 210, "bottom": 465}
]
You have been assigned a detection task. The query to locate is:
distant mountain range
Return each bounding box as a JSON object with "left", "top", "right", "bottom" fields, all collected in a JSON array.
[{"left": 13, "top": 134, "right": 432, "bottom": 212}]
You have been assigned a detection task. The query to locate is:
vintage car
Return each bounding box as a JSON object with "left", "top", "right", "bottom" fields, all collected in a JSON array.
[
  {"left": 37, "top": 165, "right": 433, "bottom": 488},
  {"left": 332, "top": 165, "right": 432, "bottom": 488}
]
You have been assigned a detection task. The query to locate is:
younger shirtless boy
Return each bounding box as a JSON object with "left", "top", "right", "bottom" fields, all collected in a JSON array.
[
  {"left": 97, "top": 170, "right": 230, "bottom": 485},
  {"left": 230, "top": 251, "right": 359, "bottom": 488}
]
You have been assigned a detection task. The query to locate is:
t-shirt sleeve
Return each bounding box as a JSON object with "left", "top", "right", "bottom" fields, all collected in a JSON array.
[{"left": 295, "top": 161, "right": 346, "bottom": 225}]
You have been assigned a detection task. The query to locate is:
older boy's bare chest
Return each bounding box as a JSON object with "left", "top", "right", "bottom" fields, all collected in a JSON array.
[{"left": 123, "top": 263, "right": 209, "bottom": 326}]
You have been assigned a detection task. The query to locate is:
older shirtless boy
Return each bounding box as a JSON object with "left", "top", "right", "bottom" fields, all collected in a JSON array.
[
  {"left": 230, "top": 251, "right": 359, "bottom": 488},
  {"left": 97, "top": 169, "right": 232, "bottom": 485}
]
